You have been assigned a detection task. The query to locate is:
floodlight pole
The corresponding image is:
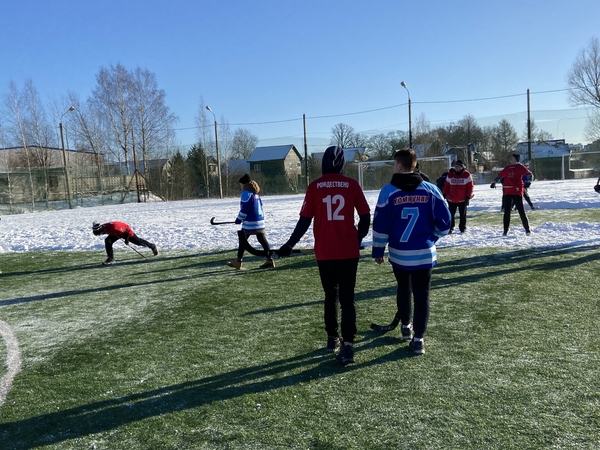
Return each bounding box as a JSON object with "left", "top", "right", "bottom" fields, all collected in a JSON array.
[
  {"left": 206, "top": 106, "right": 223, "bottom": 199},
  {"left": 60, "top": 105, "right": 75, "bottom": 209},
  {"left": 401, "top": 81, "right": 412, "bottom": 149}
]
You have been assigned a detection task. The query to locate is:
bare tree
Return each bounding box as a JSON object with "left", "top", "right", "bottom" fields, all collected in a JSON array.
[
  {"left": 567, "top": 37, "right": 600, "bottom": 108},
  {"left": 567, "top": 37, "right": 600, "bottom": 141},
  {"left": 231, "top": 128, "right": 258, "bottom": 159},
  {"left": 330, "top": 123, "right": 356, "bottom": 148},
  {"left": 130, "top": 67, "right": 178, "bottom": 171},
  {"left": 91, "top": 64, "right": 133, "bottom": 172}
]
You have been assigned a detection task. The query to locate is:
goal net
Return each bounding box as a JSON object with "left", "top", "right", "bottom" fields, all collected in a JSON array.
[{"left": 357, "top": 155, "right": 453, "bottom": 191}]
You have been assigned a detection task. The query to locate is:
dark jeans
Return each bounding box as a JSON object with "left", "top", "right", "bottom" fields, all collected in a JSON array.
[
  {"left": 502, "top": 195, "right": 530, "bottom": 233},
  {"left": 237, "top": 231, "right": 272, "bottom": 260},
  {"left": 105, "top": 234, "right": 154, "bottom": 259},
  {"left": 448, "top": 201, "right": 467, "bottom": 232},
  {"left": 317, "top": 258, "right": 359, "bottom": 344},
  {"left": 392, "top": 267, "right": 432, "bottom": 339}
]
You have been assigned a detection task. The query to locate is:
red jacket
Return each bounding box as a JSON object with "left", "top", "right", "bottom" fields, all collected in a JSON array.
[
  {"left": 442, "top": 168, "right": 474, "bottom": 203},
  {"left": 103, "top": 222, "right": 135, "bottom": 239}
]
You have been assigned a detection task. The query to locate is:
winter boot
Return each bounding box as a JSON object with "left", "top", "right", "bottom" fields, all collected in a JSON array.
[
  {"left": 102, "top": 258, "right": 115, "bottom": 265},
  {"left": 259, "top": 259, "right": 275, "bottom": 269},
  {"left": 227, "top": 259, "right": 243, "bottom": 270}
]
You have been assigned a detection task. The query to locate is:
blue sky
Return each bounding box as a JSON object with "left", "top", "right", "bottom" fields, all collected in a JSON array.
[{"left": 1, "top": 0, "right": 599, "bottom": 154}]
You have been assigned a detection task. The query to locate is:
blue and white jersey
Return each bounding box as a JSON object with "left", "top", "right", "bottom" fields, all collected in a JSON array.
[
  {"left": 237, "top": 189, "right": 265, "bottom": 232},
  {"left": 372, "top": 176, "right": 451, "bottom": 270}
]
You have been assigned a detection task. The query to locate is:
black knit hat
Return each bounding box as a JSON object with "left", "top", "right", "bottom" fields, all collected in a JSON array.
[
  {"left": 322, "top": 145, "right": 345, "bottom": 174},
  {"left": 239, "top": 173, "right": 251, "bottom": 184},
  {"left": 454, "top": 160, "right": 465, "bottom": 167},
  {"left": 512, "top": 153, "right": 520, "bottom": 162}
]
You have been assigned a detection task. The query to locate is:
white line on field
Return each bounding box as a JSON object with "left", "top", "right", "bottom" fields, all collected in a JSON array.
[{"left": 0, "top": 320, "right": 21, "bottom": 407}]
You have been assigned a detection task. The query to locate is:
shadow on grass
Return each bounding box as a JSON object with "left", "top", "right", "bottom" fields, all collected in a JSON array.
[{"left": 0, "top": 337, "right": 411, "bottom": 448}]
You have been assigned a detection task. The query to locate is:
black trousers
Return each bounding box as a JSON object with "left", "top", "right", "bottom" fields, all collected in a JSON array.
[
  {"left": 317, "top": 258, "right": 359, "bottom": 344},
  {"left": 237, "top": 231, "right": 272, "bottom": 260},
  {"left": 502, "top": 195, "right": 530, "bottom": 233},
  {"left": 392, "top": 267, "right": 432, "bottom": 339},
  {"left": 448, "top": 201, "right": 467, "bottom": 232},
  {"left": 105, "top": 234, "right": 153, "bottom": 259}
]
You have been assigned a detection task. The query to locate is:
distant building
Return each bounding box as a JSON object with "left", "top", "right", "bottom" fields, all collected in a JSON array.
[
  {"left": 311, "top": 147, "right": 369, "bottom": 164},
  {"left": 514, "top": 139, "right": 571, "bottom": 162},
  {"left": 247, "top": 144, "right": 303, "bottom": 178}
]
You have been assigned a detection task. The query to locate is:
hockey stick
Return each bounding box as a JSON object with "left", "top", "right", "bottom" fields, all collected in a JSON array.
[
  {"left": 237, "top": 230, "right": 314, "bottom": 257},
  {"left": 121, "top": 239, "right": 147, "bottom": 259},
  {"left": 210, "top": 217, "right": 236, "bottom": 225},
  {"left": 370, "top": 312, "right": 401, "bottom": 332}
]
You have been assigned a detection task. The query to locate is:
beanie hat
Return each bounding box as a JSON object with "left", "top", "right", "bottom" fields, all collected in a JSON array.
[
  {"left": 322, "top": 145, "right": 345, "bottom": 174},
  {"left": 454, "top": 160, "right": 465, "bottom": 168},
  {"left": 239, "top": 173, "right": 251, "bottom": 184},
  {"left": 512, "top": 153, "right": 520, "bottom": 162}
]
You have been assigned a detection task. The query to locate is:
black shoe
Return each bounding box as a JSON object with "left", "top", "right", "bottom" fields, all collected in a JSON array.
[
  {"left": 409, "top": 338, "right": 424, "bottom": 355},
  {"left": 336, "top": 344, "right": 354, "bottom": 365},
  {"left": 401, "top": 323, "right": 413, "bottom": 341},
  {"left": 102, "top": 258, "right": 115, "bottom": 265},
  {"left": 326, "top": 336, "right": 341, "bottom": 353},
  {"left": 151, "top": 244, "right": 159, "bottom": 256}
]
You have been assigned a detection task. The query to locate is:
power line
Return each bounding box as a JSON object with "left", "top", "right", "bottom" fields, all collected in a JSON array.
[{"left": 173, "top": 88, "right": 574, "bottom": 132}]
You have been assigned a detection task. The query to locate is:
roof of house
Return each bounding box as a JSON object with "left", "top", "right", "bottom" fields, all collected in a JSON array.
[
  {"left": 312, "top": 147, "right": 367, "bottom": 162},
  {"left": 227, "top": 159, "right": 250, "bottom": 174},
  {"left": 514, "top": 140, "right": 571, "bottom": 159},
  {"left": 247, "top": 144, "right": 302, "bottom": 162}
]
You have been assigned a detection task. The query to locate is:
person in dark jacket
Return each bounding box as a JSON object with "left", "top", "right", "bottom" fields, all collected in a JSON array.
[{"left": 92, "top": 221, "right": 158, "bottom": 265}]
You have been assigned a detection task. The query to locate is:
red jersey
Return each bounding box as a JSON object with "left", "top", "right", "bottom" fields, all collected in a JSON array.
[
  {"left": 497, "top": 164, "right": 532, "bottom": 196},
  {"left": 103, "top": 221, "right": 135, "bottom": 239},
  {"left": 300, "top": 173, "right": 370, "bottom": 260}
]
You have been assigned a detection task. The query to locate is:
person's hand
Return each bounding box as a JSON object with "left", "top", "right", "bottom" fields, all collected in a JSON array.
[
  {"left": 124, "top": 236, "right": 130, "bottom": 245},
  {"left": 234, "top": 218, "right": 242, "bottom": 224},
  {"left": 490, "top": 182, "right": 496, "bottom": 189},
  {"left": 374, "top": 257, "right": 384, "bottom": 265},
  {"left": 464, "top": 198, "right": 470, "bottom": 207},
  {"left": 277, "top": 243, "right": 293, "bottom": 257}
]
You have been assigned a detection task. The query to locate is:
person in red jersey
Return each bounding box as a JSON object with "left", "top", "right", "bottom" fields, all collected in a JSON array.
[
  {"left": 92, "top": 221, "right": 158, "bottom": 265},
  {"left": 490, "top": 153, "right": 533, "bottom": 236},
  {"left": 442, "top": 160, "right": 474, "bottom": 233},
  {"left": 278, "top": 145, "right": 371, "bottom": 365}
]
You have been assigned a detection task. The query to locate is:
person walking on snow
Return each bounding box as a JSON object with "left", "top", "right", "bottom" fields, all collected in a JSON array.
[
  {"left": 92, "top": 221, "right": 158, "bottom": 265},
  {"left": 490, "top": 153, "right": 533, "bottom": 236},
  {"left": 372, "top": 149, "right": 451, "bottom": 355},
  {"left": 442, "top": 160, "right": 474, "bottom": 233},
  {"left": 228, "top": 173, "right": 274, "bottom": 270},
  {"left": 277, "top": 145, "right": 371, "bottom": 365}
]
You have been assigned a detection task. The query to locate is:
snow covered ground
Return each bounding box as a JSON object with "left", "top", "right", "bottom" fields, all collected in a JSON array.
[{"left": 2, "top": 178, "right": 600, "bottom": 254}]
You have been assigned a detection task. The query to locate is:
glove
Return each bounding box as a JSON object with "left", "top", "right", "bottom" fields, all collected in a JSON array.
[
  {"left": 277, "top": 243, "right": 293, "bottom": 257},
  {"left": 490, "top": 182, "right": 496, "bottom": 189},
  {"left": 234, "top": 218, "right": 242, "bottom": 224},
  {"left": 124, "top": 235, "right": 130, "bottom": 245},
  {"left": 524, "top": 182, "right": 531, "bottom": 189},
  {"left": 464, "top": 198, "right": 470, "bottom": 207}
]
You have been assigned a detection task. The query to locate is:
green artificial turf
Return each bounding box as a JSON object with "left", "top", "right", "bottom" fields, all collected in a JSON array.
[{"left": 0, "top": 232, "right": 599, "bottom": 448}]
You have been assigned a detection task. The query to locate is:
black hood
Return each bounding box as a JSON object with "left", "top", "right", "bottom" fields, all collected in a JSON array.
[
  {"left": 322, "top": 145, "right": 345, "bottom": 174},
  {"left": 390, "top": 172, "right": 424, "bottom": 193}
]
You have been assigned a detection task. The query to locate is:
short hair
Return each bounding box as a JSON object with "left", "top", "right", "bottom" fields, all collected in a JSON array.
[{"left": 394, "top": 148, "right": 417, "bottom": 171}]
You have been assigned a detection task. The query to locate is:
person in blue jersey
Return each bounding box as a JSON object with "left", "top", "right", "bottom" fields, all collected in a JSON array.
[
  {"left": 228, "top": 173, "right": 274, "bottom": 269},
  {"left": 372, "top": 149, "right": 451, "bottom": 355}
]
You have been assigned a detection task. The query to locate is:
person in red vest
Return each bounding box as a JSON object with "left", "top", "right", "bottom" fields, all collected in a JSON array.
[
  {"left": 442, "top": 160, "right": 474, "bottom": 233},
  {"left": 92, "top": 221, "right": 158, "bottom": 265},
  {"left": 490, "top": 154, "right": 533, "bottom": 236}
]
